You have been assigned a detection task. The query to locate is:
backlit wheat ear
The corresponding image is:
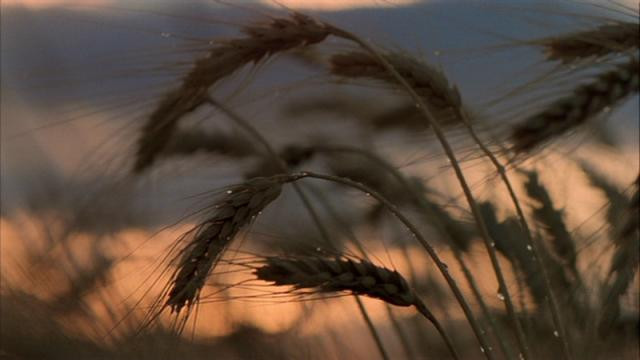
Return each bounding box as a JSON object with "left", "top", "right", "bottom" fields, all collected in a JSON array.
[
  {"left": 620, "top": 175, "right": 640, "bottom": 239},
  {"left": 167, "top": 175, "right": 297, "bottom": 313},
  {"left": 255, "top": 255, "right": 460, "bottom": 359},
  {"left": 599, "top": 176, "right": 639, "bottom": 337},
  {"left": 255, "top": 256, "right": 420, "bottom": 307},
  {"left": 134, "top": 13, "right": 334, "bottom": 173},
  {"left": 329, "top": 51, "right": 465, "bottom": 126},
  {"left": 511, "top": 57, "right": 639, "bottom": 153},
  {"left": 523, "top": 171, "right": 577, "bottom": 271},
  {"left": 539, "top": 22, "right": 639, "bottom": 64},
  {"left": 160, "top": 129, "right": 257, "bottom": 160}
]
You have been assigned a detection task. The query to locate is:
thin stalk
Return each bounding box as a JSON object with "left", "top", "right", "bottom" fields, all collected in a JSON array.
[
  {"left": 456, "top": 107, "right": 573, "bottom": 360},
  {"left": 305, "top": 182, "right": 417, "bottom": 360},
  {"left": 293, "top": 171, "right": 492, "bottom": 359},
  {"left": 326, "top": 26, "right": 524, "bottom": 360},
  {"left": 318, "top": 144, "right": 513, "bottom": 358},
  {"left": 415, "top": 302, "right": 461, "bottom": 360},
  {"left": 206, "top": 97, "right": 390, "bottom": 360},
  {"left": 453, "top": 250, "right": 515, "bottom": 359}
]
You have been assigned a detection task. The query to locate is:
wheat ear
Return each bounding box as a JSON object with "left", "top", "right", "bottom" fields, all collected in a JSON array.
[
  {"left": 255, "top": 256, "right": 460, "bottom": 360},
  {"left": 134, "top": 13, "right": 333, "bottom": 172},
  {"left": 511, "top": 57, "right": 639, "bottom": 153},
  {"left": 599, "top": 175, "right": 640, "bottom": 336},
  {"left": 330, "top": 51, "right": 465, "bottom": 126},
  {"left": 167, "top": 175, "right": 298, "bottom": 313},
  {"left": 538, "top": 22, "right": 639, "bottom": 63}
]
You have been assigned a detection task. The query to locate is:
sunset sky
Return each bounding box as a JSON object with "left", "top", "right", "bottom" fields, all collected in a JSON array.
[{"left": 2, "top": 0, "right": 421, "bottom": 10}]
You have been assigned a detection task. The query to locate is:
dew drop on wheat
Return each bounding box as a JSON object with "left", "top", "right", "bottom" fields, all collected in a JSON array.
[
  {"left": 480, "top": 347, "right": 485, "bottom": 353},
  {"left": 553, "top": 330, "right": 559, "bottom": 337},
  {"left": 497, "top": 292, "right": 505, "bottom": 301},
  {"left": 526, "top": 245, "right": 532, "bottom": 251},
  {"left": 226, "top": 190, "right": 233, "bottom": 194}
]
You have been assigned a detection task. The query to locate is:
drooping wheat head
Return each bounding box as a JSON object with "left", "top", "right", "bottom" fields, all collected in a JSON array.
[
  {"left": 167, "top": 175, "right": 297, "bottom": 313},
  {"left": 134, "top": 13, "right": 335, "bottom": 172},
  {"left": 511, "top": 57, "right": 639, "bottom": 153},
  {"left": 539, "top": 22, "right": 639, "bottom": 64},
  {"left": 329, "top": 51, "right": 466, "bottom": 127},
  {"left": 254, "top": 256, "right": 420, "bottom": 307}
]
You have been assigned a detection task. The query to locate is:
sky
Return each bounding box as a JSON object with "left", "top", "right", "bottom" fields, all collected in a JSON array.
[{"left": 2, "top": 0, "right": 421, "bottom": 10}]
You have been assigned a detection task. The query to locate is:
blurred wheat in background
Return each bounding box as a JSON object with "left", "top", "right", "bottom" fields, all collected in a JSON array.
[{"left": 1, "top": 1, "right": 638, "bottom": 359}]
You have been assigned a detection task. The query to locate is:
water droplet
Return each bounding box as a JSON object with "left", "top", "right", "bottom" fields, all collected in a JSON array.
[
  {"left": 497, "top": 293, "right": 505, "bottom": 301},
  {"left": 316, "top": 247, "right": 322, "bottom": 252},
  {"left": 365, "top": 193, "right": 371, "bottom": 197},
  {"left": 490, "top": 241, "right": 496, "bottom": 248},
  {"left": 226, "top": 190, "right": 233, "bottom": 194},
  {"left": 519, "top": 353, "right": 525, "bottom": 360},
  {"left": 480, "top": 347, "right": 485, "bottom": 353},
  {"left": 553, "top": 330, "right": 559, "bottom": 337},
  {"left": 526, "top": 245, "right": 533, "bottom": 251}
]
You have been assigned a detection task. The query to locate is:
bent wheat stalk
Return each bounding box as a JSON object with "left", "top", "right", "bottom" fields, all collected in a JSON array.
[
  {"left": 255, "top": 256, "right": 460, "bottom": 360},
  {"left": 325, "top": 40, "right": 523, "bottom": 359},
  {"left": 288, "top": 170, "right": 493, "bottom": 359},
  {"left": 511, "top": 56, "right": 639, "bottom": 153},
  {"left": 204, "top": 97, "right": 391, "bottom": 360}
]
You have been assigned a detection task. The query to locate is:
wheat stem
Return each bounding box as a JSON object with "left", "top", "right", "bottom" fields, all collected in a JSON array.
[
  {"left": 292, "top": 170, "right": 490, "bottom": 359},
  {"left": 205, "top": 97, "right": 390, "bottom": 360},
  {"left": 315, "top": 144, "right": 512, "bottom": 358},
  {"left": 457, "top": 110, "right": 574, "bottom": 360},
  {"left": 325, "top": 26, "right": 521, "bottom": 360}
]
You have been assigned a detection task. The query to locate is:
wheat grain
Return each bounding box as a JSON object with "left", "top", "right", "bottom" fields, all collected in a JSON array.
[
  {"left": 511, "top": 57, "right": 639, "bottom": 153},
  {"left": 167, "top": 175, "right": 297, "bottom": 313},
  {"left": 134, "top": 13, "right": 334, "bottom": 173}
]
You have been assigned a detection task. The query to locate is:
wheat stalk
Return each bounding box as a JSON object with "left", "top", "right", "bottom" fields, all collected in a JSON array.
[
  {"left": 134, "top": 13, "right": 334, "bottom": 173},
  {"left": 325, "top": 40, "right": 528, "bottom": 358},
  {"left": 167, "top": 175, "right": 298, "bottom": 313},
  {"left": 538, "top": 22, "right": 639, "bottom": 63},
  {"left": 511, "top": 57, "right": 639, "bottom": 153}
]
